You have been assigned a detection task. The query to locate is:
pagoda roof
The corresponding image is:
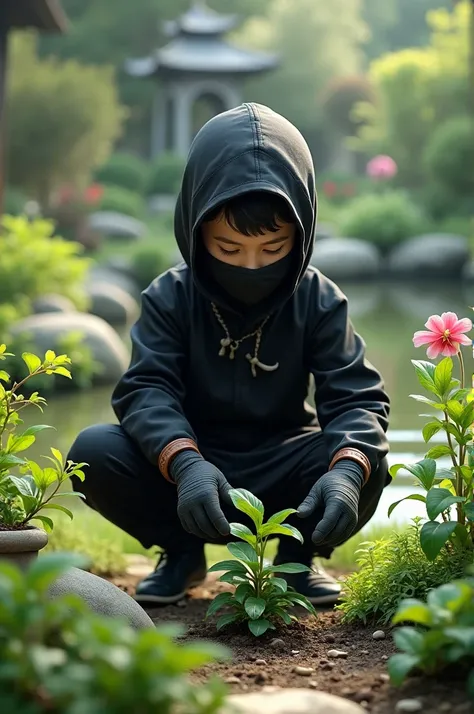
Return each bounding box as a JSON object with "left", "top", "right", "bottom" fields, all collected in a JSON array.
[
  {"left": 163, "top": 3, "right": 238, "bottom": 37},
  {"left": 5, "top": 0, "right": 67, "bottom": 32}
]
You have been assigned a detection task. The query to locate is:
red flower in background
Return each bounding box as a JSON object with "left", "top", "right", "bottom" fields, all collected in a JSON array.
[
  {"left": 323, "top": 181, "right": 337, "bottom": 198},
  {"left": 84, "top": 183, "right": 104, "bottom": 204},
  {"left": 56, "top": 184, "right": 75, "bottom": 204}
]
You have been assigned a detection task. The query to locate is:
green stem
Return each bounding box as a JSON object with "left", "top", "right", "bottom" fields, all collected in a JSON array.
[{"left": 457, "top": 348, "right": 465, "bottom": 391}]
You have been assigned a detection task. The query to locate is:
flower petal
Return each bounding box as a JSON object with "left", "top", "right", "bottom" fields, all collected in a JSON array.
[
  {"left": 452, "top": 333, "right": 472, "bottom": 346},
  {"left": 425, "top": 314, "right": 445, "bottom": 334},
  {"left": 440, "top": 342, "right": 460, "bottom": 357},
  {"left": 440, "top": 312, "right": 459, "bottom": 331},
  {"left": 413, "top": 330, "right": 437, "bottom": 347},
  {"left": 452, "top": 317, "right": 472, "bottom": 335},
  {"left": 426, "top": 338, "right": 445, "bottom": 359}
]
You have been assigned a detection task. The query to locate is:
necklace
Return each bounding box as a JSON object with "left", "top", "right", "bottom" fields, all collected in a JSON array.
[{"left": 211, "top": 302, "right": 280, "bottom": 378}]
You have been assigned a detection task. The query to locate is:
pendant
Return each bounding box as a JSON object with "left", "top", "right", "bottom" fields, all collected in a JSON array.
[
  {"left": 246, "top": 353, "right": 280, "bottom": 378},
  {"left": 218, "top": 337, "right": 231, "bottom": 357}
]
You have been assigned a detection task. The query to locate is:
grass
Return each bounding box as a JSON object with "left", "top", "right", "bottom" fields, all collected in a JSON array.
[{"left": 46, "top": 507, "right": 402, "bottom": 576}]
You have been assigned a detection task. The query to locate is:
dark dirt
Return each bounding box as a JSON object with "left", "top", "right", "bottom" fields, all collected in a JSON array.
[{"left": 111, "top": 568, "right": 473, "bottom": 714}]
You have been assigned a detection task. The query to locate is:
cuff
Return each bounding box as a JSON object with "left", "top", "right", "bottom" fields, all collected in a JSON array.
[
  {"left": 329, "top": 447, "right": 371, "bottom": 485},
  {"left": 158, "top": 438, "right": 201, "bottom": 483}
]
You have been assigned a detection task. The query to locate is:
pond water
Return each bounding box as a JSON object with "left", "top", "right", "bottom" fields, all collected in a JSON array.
[{"left": 21, "top": 279, "right": 473, "bottom": 531}]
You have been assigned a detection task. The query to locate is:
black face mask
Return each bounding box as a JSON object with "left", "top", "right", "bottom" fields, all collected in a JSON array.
[{"left": 206, "top": 251, "right": 294, "bottom": 306}]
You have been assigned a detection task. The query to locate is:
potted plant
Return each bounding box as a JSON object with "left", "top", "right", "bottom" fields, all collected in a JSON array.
[{"left": 0, "top": 344, "right": 87, "bottom": 569}]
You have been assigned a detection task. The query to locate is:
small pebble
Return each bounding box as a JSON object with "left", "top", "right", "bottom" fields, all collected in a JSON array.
[
  {"left": 330, "top": 674, "right": 341, "bottom": 682},
  {"left": 381, "top": 655, "right": 389, "bottom": 661},
  {"left": 291, "top": 650, "right": 300, "bottom": 655},
  {"left": 360, "top": 650, "right": 369, "bottom": 655},
  {"left": 293, "top": 665, "right": 314, "bottom": 676},
  {"left": 249, "top": 655, "right": 257, "bottom": 662},
  {"left": 354, "top": 689, "right": 374, "bottom": 703},
  {"left": 309, "top": 680, "right": 318, "bottom": 689},
  {"left": 372, "top": 630, "right": 386, "bottom": 640},
  {"left": 255, "top": 659, "right": 267, "bottom": 666},
  {"left": 176, "top": 599, "right": 187, "bottom": 608},
  {"left": 328, "top": 649, "right": 348, "bottom": 659},
  {"left": 324, "top": 634, "right": 336, "bottom": 644},
  {"left": 395, "top": 700, "right": 423, "bottom": 713},
  {"left": 379, "top": 673, "right": 390, "bottom": 683},
  {"left": 269, "top": 638, "right": 286, "bottom": 650},
  {"left": 320, "top": 662, "right": 335, "bottom": 670},
  {"left": 224, "top": 676, "right": 241, "bottom": 685},
  {"left": 351, "top": 644, "right": 357, "bottom": 650},
  {"left": 342, "top": 688, "right": 356, "bottom": 697}
]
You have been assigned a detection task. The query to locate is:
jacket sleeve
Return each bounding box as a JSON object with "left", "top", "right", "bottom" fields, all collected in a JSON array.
[
  {"left": 111, "top": 277, "right": 196, "bottom": 466},
  {"left": 308, "top": 274, "right": 390, "bottom": 474}
]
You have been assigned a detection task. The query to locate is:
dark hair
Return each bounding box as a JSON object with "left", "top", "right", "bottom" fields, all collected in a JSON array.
[{"left": 203, "top": 191, "right": 294, "bottom": 236}]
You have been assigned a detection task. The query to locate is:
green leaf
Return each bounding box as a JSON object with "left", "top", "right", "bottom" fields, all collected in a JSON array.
[
  {"left": 267, "top": 508, "right": 297, "bottom": 525},
  {"left": 260, "top": 523, "right": 304, "bottom": 543},
  {"left": 412, "top": 360, "right": 437, "bottom": 394},
  {"left": 208, "top": 560, "right": 247, "bottom": 574},
  {"left": 227, "top": 541, "right": 258, "bottom": 564},
  {"left": 285, "top": 591, "right": 317, "bottom": 614},
  {"left": 271, "top": 577, "right": 288, "bottom": 593},
  {"left": 425, "top": 488, "right": 465, "bottom": 520},
  {"left": 8, "top": 474, "right": 40, "bottom": 500},
  {"left": 426, "top": 582, "right": 472, "bottom": 613},
  {"left": 8, "top": 434, "right": 36, "bottom": 454},
  {"left": 446, "top": 400, "right": 464, "bottom": 423},
  {"left": 41, "top": 503, "right": 74, "bottom": 520},
  {"left": 50, "top": 447, "right": 64, "bottom": 467},
  {"left": 229, "top": 523, "right": 257, "bottom": 547},
  {"left": 392, "top": 459, "right": 437, "bottom": 490},
  {"left": 387, "top": 653, "right": 420, "bottom": 686},
  {"left": 248, "top": 618, "right": 272, "bottom": 636},
  {"left": 22, "top": 352, "right": 42, "bottom": 374},
  {"left": 420, "top": 520, "right": 458, "bottom": 561},
  {"left": 275, "top": 609, "right": 294, "bottom": 625},
  {"left": 22, "top": 425, "right": 54, "bottom": 438},
  {"left": 422, "top": 421, "right": 442, "bottom": 443},
  {"left": 216, "top": 613, "right": 240, "bottom": 631},
  {"left": 0, "top": 370, "right": 10, "bottom": 382},
  {"left": 218, "top": 572, "right": 247, "bottom": 585},
  {"left": 234, "top": 582, "right": 254, "bottom": 604},
  {"left": 434, "top": 357, "right": 453, "bottom": 396},
  {"left": 32, "top": 515, "right": 54, "bottom": 532},
  {"left": 460, "top": 403, "right": 474, "bottom": 430},
  {"left": 388, "top": 493, "right": 426, "bottom": 518},
  {"left": 425, "top": 445, "right": 454, "bottom": 459},
  {"left": 229, "top": 488, "right": 264, "bottom": 527},
  {"left": 464, "top": 501, "right": 474, "bottom": 521},
  {"left": 409, "top": 394, "right": 443, "bottom": 408},
  {"left": 393, "top": 599, "right": 434, "bottom": 626},
  {"left": 53, "top": 366, "right": 72, "bottom": 379},
  {"left": 270, "top": 563, "right": 311, "bottom": 574},
  {"left": 244, "top": 597, "right": 266, "bottom": 620},
  {"left": 393, "top": 627, "right": 425, "bottom": 655},
  {"left": 206, "top": 592, "right": 234, "bottom": 617}
]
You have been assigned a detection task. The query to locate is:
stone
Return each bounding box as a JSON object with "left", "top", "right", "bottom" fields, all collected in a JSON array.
[
  {"left": 270, "top": 638, "right": 286, "bottom": 650},
  {"left": 395, "top": 700, "right": 423, "bottom": 713},
  {"left": 225, "top": 676, "right": 242, "bottom": 685},
  {"left": 88, "top": 265, "right": 142, "bottom": 301},
  {"left": 324, "top": 634, "right": 336, "bottom": 644},
  {"left": 353, "top": 690, "right": 374, "bottom": 703},
  {"left": 0, "top": 527, "right": 48, "bottom": 570},
  {"left": 49, "top": 566, "right": 154, "bottom": 630},
  {"left": 379, "top": 674, "right": 390, "bottom": 683},
  {"left": 372, "top": 630, "right": 386, "bottom": 640},
  {"left": 311, "top": 237, "right": 381, "bottom": 281},
  {"left": 388, "top": 233, "right": 469, "bottom": 278},
  {"left": 328, "top": 649, "right": 348, "bottom": 659},
  {"left": 33, "top": 294, "right": 77, "bottom": 315},
  {"left": 381, "top": 655, "right": 389, "bottom": 661},
  {"left": 228, "top": 689, "right": 365, "bottom": 714},
  {"left": 10, "top": 312, "right": 130, "bottom": 387},
  {"left": 293, "top": 666, "right": 314, "bottom": 676},
  {"left": 255, "top": 659, "right": 267, "bottom": 666},
  {"left": 87, "top": 211, "right": 147, "bottom": 241},
  {"left": 87, "top": 281, "right": 139, "bottom": 328}
]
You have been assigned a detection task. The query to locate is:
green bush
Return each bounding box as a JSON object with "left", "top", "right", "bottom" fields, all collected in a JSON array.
[
  {"left": 131, "top": 245, "right": 170, "bottom": 290},
  {"left": 338, "top": 520, "right": 472, "bottom": 625},
  {"left": 95, "top": 152, "right": 148, "bottom": 194},
  {"left": 339, "top": 191, "right": 427, "bottom": 249},
  {"left": 3, "top": 187, "right": 28, "bottom": 215},
  {"left": 99, "top": 185, "right": 145, "bottom": 219},
  {"left": 424, "top": 116, "right": 474, "bottom": 201},
  {"left": 147, "top": 152, "right": 185, "bottom": 195},
  {"left": 0, "top": 553, "right": 228, "bottom": 713}
]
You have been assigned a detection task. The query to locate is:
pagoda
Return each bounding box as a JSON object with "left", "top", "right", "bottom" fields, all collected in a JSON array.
[{"left": 125, "top": 2, "right": 278, "bottom": 157}]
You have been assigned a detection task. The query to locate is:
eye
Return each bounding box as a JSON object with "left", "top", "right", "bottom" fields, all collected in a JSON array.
[
  {"left": 264, "top": 245, "right": 284, "bottom": 255},
  {"left": 219, "top": 246, "right": 240, "bottom": 256}
]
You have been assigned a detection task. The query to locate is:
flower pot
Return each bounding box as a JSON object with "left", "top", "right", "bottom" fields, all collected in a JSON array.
[{"left": 0, "top": 527, "right": 48, "bottom": 570}]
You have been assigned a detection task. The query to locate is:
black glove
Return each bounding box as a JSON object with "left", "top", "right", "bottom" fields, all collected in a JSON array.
[
  {"left": 297, "top": 459, "right": 364, "bottom": 547},
  {"left": 169, "top": 450, "right": 232, "bottom": 541}
]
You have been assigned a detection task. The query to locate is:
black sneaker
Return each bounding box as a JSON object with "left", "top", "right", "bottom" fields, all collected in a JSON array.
[
  {"left": 274, "top": 550, "right": 341, "bottom": 607},
  {"left": 134, "top": 548, "right": 207, "bottom": 606}
]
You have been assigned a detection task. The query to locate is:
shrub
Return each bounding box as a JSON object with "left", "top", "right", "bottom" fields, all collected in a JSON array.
[
  {"left": 388, "top": 574, "right": 474, "bottom": 698},
  {"left": 322, "top": 75, "right": 375, "bottom": 136},
  {"left": 339, "top": 191, "right": 427, "bottom": 249},
  {"left": 3, "top": 187, "right": 28, "bottom": 215},
  {"left": 0, "top": 553, "right": 228, "bottom": 713},
  {"left": 131, "top": 245, "right": 170, "bottom": 290},
  {"left": 99, "top": 185, "right": 145, "bottom": 218},
  {"left": 423, "top": 116, "right": 474, "bottom": 201},
  {"left": 147, "top": 152, "right": 185, "bottom": 195},
  {"left": 338, "top": 520, "right": 472, "bottom": 625},
  {"left": 95, "top": 152, "right": 148, "bottom": 195}
]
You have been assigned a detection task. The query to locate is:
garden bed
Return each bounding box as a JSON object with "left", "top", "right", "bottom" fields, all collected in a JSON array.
[{"left": 110, "top": 562, "right": 471, "bottom": 714}]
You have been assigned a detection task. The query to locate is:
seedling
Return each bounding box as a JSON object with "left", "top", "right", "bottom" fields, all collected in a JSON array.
[{"left": 206, "top": 488, "right": 316, "bottom": 636}]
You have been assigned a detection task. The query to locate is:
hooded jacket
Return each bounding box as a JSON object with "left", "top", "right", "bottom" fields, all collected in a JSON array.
[{"left": 112, "top": 103, "right": 390, "bottom": 487}]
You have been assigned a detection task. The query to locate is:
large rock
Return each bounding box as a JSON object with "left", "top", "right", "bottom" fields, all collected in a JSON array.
[
  {"left": 11, "top": 312, "right": 130, "bottom": 386},
  {"left": 33, "top": 294, "right": 77, "bottom": 315},
  {"left": 49, "top": 566, "right": 154, "bottom": 631},
  {"left": 388, "top": 234, "right": 469, "bottom": 277},
  {"left": 228, "top": 689, "right": 364, "bottom": 714},
  {"left": 311, "top": 238, "right": 381, "bottom": 280},
  {"left": 87, "top": 282, "right": 139, "bottom": 328},
  {"left": 88, "top": 266, "right": 142, "bottom": 302},
  {"left": 87, "top": 211, "right": 146, "bottom": 240}
]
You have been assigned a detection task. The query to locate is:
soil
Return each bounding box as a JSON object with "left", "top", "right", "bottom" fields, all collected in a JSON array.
[{"left": 111, "top": 564, "right": 473, "bottom": 714}]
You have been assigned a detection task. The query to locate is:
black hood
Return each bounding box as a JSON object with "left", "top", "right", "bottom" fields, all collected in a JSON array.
[{"left": 174, "top": 103, "right": 317, "bottom": 317}]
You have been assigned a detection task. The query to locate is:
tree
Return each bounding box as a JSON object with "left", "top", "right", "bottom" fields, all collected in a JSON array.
[{"left": 6, "top": 34, "right": 125, "bottom": 204}]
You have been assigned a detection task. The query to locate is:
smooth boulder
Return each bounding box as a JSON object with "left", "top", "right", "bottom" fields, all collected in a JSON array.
[
  {"left": 311, "top": 237, "right": 381, "bottom": 280},
  {"left": 87, "top": 211, "right": 146, "bottom": 240},
  {"left": 33, "top": 294, "right": 77, "bottom": 315},
  {"left": 87, "top": 281, "right": 139, "bottom": 328},
  {"left": 88, "top": 266, "right": 142, "bottom": 302},
  {"left": 49, "top": 566, "right": 154, "bottom": 631},
  {"left": 10, "top": 312, "right": 129, "bottom": 386},
  {"left": 228, "top": 689, "right": 364, "bottom": 714},
  {"left": 388, "top": 233, "right": 469, "bottom": 277}
]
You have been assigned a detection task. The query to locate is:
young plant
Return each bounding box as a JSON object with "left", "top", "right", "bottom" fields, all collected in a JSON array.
[
  {"left": 388, "top": 573, "right": 474, "bottom": 699},
  {"left": 389, "top": 312, "right": 474, "bottom": 561},
  {"left": 206, "top": 488, "right": 316, "bottom": 636},
  {"left": 0, "top": 345, "right": 87, "bottom": 531}
]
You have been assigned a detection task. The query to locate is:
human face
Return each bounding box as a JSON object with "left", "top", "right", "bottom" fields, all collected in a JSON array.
[{"left": 202, "top": 210, "right": 296, "bottom": 270}]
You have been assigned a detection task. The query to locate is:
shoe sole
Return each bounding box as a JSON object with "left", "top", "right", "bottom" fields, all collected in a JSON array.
[
  {"left": 306, "top": 592, "right": 342, "bottom": 606},
  {"left": 134, "top": 577, "right": 206, "bottom": 606}
]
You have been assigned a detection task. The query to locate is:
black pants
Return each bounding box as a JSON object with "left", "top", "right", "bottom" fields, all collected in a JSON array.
[{"left": 68, "top": 423, "right": 390, "bottom": 559}]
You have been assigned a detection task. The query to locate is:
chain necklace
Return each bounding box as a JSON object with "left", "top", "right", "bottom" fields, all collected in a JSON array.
[{"left": 211, "top": 302, "right": 280, "bottom": 378}]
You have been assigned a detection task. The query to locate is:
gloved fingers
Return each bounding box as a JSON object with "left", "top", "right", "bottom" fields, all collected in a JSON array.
[
  {"left": 297, "top": 486, "right": 320, "bottom": 519},
  {"left": 205, "top": 498, "right": 231, "bottom": 537},
  {"left": 192, "top": 506, "right": 223, "bottom": 540},
  {"left": 322, "top": 511, "right": 358, "bottom": 547},
  {"left": 310, "top": 501, "right": 346, "bottom": 546},
  {"left": 218, "top": 477, "right": 233, "bottom": 505}
]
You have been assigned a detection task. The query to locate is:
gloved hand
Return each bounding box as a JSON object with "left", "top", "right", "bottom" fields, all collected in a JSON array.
[
  {"left": 297, "top": 459, "right": 364, "bottom": 547},
  {"left": 170, "top": 450, "right": 232, "bottom": 540}
]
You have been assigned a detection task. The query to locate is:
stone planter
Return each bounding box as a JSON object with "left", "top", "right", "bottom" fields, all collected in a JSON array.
[{"left": 0, "top": 527, "right": 48, "bottom": 570}]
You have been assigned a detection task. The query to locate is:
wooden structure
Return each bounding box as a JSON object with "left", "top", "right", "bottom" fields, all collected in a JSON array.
[{"left": 0, "top": 1, "right": 67, "bottom": 213}]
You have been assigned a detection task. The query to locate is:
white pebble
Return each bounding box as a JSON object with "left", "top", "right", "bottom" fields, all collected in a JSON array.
[
  {"left": 255, "top": 659, "right": 267, "bottom": 666},
  {"left": 293, "top": 666, "right": 314, "bottom": 676},
  {"left": 372, "top": 630, "right": 386, "bottom": 640},
  {"left": 327, "top": 649, "right": 349, "bottom": 659},
  {"left": 395, "top": 700, "right": 423, "bottom": 713}
]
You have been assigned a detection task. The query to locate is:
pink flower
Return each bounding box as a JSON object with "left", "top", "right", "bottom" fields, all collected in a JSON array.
[
  {"left": 366, "top": 155, "right": 398, "bottom": 180},
  {"left": 413, "top": 312, "right": 472, "bottom": 358}
]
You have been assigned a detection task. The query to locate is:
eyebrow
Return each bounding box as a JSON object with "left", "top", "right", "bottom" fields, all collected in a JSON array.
[{"left": 214, "top": 235, "right": 289, "bottom": 246}]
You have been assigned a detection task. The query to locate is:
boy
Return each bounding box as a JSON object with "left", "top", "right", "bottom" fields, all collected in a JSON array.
[{"left": 68, "top": 103, "right": 390, "bottom": 607}]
